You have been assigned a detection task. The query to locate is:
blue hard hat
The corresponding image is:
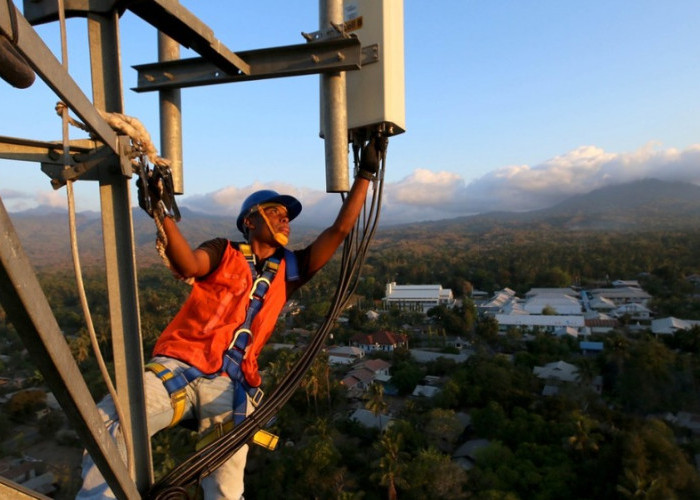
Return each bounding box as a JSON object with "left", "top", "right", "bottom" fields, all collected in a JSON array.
[{"left": 236, "top": 189, "right": 302, "bottom": 234}]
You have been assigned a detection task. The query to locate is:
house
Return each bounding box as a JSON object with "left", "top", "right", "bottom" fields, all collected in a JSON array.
[
  {"left": 327, "top": 346, "right": 365, "bottom": 365},
  {"left": 410, "top": 349, "right": 471, "bottom": 364},
  {"left": 676, "top": 412, "right": 700, "bottom": 434},
  {"left": 341, "top": 369, "right": 375, "bottom": 398},
  {"left": 525, "top": 287, "right": 579, "bottom": 298},
  {"left": 365, "top": 310, "right": 380, "bottom": 321},
  {"left": 412, "top": 385, "right": 440, "bottom": 398},
  {"left": 612, "top": 280, "right": 641, "bottom": 288},
  {"left": 383, "top": 282, "right": 455, "bottom": 312},
  {"left": 340, "top": 359, "right": 392, "bottom": 397},
  {"left": 350, "top": 408, "right": 393, "bottom": 431},
  {"left": 453, "top": 439, "right": 490, "bottom": 471},
  {"left": 0, "top": 459, "right": 55, "bottom": 496},
  {"left": 588, "top": 295, "right": 616, "bottom": 312},
  {"left": 478, "top": 288, "right": 517, "bottom": 316},
  {"left": 579, "top": 341, "right": 604, "bottom": 355},
  {"left": 495, "top": 314, "right": 586, "bottom": 334},
  {"left": 610, "top": 302, "right": 652, "bottom": 320},
  {"left": 359, "top": 359, "right": 392, "bottom": 382},
  {"left": 651, "top": 317, "right": 700, "bottom": 335},
  {"left": 522, "top": 293, "right": 582, "bottom": 315},
  {"left": 553, "top": 326, "right": 580, "bottom": 338},
  {"left": 350, "top": 330, "right": 408, "bottom": 353},
  {"left": 584, "top": 317, "right": 619, "bottom": 334},
  {"left": 470, "top": 289, "right": 490, "bottom": 304},
  {"left": 589, "top": 287, "right": 651, "bottom": 306},
  {"left": 533, "top": 360, "right": 579, "bottom": 383}
]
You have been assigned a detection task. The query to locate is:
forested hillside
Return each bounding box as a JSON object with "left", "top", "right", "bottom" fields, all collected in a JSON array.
[{"left": 2, "top": 178, "right": 700, "bottom": 498}]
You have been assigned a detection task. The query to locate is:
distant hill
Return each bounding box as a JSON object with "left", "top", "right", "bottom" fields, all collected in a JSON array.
[
  {"left": 7, "top": 178, "right": 700, "bottom": 270},
  {"left": 380, "top": 179, "right": 700, "bottom": 239}
]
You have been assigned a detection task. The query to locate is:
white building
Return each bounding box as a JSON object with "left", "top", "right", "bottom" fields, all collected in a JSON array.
[
  {"left": 523, "top": 293, "right": 582, "bottom": 315},
  {"left": 327, "top": 346, "right": 365, "bottom": 365},
  {"left": 651, "top": 317, "right": 700, "bottom": 335},
  {"left": 533, "top": 360, "right": 579, "bottom": 383},
  {"left": 383, "top": 282, "right": 455, "bottom": 312},
  {"left": 479, "top": 288, "right": 517, "bottom": 316},
  {"left": 610, "top": 302, "right": 652, "bottom": 320},
  {"left": 495, "top": 314, "right": 586, "bottom": 334},
  {"left": 590, "top": 287, "right": 651, "bottom": 306}
]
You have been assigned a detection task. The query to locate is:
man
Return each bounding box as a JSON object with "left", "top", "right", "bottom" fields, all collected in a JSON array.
[{"left": 77, "top": 138, "right": 382, "bottom": 499}]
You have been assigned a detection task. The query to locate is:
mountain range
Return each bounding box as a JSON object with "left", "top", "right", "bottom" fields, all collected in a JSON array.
[{"left": 6, "top": 178, "right": 700, "bottom": 270}]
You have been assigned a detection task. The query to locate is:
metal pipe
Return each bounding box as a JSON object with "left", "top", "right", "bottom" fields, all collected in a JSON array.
[
  {"left": 88, "top": 10, "right": 153, "bottom": 492},
  {"left": 320, "top": 0, "right": 349, "bottom": 193},
  {"left": 158, "top": 32, "right": 184, "bottom": 194}
]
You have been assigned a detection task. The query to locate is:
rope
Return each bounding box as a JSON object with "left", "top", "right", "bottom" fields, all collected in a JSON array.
[
  {"left": 53, "top": 0, "right": 137, "bottom": 473},
  {"left": 54, "top": 102, "right": 171, "bottom": 168},
  {"left": 54, "top": 101, "right": 186, "bottom": 282}
]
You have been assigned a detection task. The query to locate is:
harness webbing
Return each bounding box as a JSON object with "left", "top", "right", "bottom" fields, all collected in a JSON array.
[
  {"left": 145, "top": 362, "right": 204, "bottom": 428},
  {"left": 147, "top": 243, "right": 290, "bottom": 430}
]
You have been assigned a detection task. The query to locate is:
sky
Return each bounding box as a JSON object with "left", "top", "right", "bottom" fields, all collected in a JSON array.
[{"left": 2, "top": 1, "right": 700, "bottom": 227}]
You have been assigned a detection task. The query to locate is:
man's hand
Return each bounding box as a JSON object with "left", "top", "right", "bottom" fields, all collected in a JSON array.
[
  {"left": 136, "top": 163, "right": 181, "bottom": 221},
  {"left": 357, "top": 136, "right": 387, "bottom": 180}
]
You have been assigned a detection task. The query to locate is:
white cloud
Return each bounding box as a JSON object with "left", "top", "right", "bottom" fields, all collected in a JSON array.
[
  {"left": 36, "top": 189, "right": 66, "bottom": 208},
  {"left": 182, "top": 181, "right": 344, "bottom": 227},
  {"left": 179, "top": 142, "right": 700, "bottom": 225},
  {"left": 379, "top": 142, "right": 700, "bottom": 220},
  {"left": 2, "top": 188, "right": 67, "bottom": 212}
]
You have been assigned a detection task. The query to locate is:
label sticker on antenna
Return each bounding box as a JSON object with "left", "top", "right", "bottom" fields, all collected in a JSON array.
[{"left": 345, "top": 17, "right": 363, "bottom": 32}]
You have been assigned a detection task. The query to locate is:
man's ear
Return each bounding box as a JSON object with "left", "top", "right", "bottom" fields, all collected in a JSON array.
[{"left": 244, "top": 216, "right": 256, "bottom": 232}]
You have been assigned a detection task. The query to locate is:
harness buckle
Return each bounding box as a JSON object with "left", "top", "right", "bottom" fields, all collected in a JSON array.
[
  {"left": 249, "top": 276, "right": 272, "bottom": 300},
  {"left": 249, "top": 387, "right": 264, "bottom": 407},
  {"left": 230, "top": 328, "right": 253, "bottom": 350}
]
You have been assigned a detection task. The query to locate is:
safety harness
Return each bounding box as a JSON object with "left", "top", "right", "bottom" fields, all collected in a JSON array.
[{"left": 146, "top": 242, "right": 298, "bottom": 450}]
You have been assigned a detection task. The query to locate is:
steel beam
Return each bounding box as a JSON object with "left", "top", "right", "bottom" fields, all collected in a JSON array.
[
  {"left": 133, "top": 37, "right": 363, "bottom": 92},
  {"left": 22, "top": 0, "right": 119, "bottom": 25},
  {"left": 0, "top": 2, "right": 119, "bottom": 153},
  {"left": 0, "top": 197, "right": 140, "bottom": 500},
  {"left": 0, "top": 135, "right": 96, "bottom": 163},
  {"left": 23, "top": 0, "right": 249, "bottom": 75},
  {"left": 88, "top": 10, "right": 153, "bottom": 491},
  {"left": 124, "top": 0, "right": 250, "bottom": 75}
]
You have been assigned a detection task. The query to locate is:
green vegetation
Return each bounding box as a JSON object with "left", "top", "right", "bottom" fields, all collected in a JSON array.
[{"left": 1, "top": 228, "right": 700, "bottom": 498}]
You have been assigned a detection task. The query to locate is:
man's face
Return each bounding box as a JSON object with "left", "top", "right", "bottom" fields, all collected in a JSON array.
[{"left": 248, "top": 203, "right": 290, "bottom": 244}]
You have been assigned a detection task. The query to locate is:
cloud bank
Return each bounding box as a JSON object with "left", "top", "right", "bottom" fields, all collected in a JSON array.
[
  {"left": 6, "top": 143, "right": 700, "bottom": 225},
  {"left": 181, "top": 142, "right": 700, "bottom": 225}
]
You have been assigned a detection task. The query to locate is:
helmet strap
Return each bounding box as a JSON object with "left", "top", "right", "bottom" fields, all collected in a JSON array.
[{"left": 256, "top": 205, "right": 289, "bottom": 246}]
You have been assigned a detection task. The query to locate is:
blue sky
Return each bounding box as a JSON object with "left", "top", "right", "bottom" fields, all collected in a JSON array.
[{"left": 2, "top": 1, "right": 700, "bottom": 226}]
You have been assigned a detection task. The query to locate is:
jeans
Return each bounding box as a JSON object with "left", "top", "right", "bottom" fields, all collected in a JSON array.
[{"left": 77, "top": 356, "right": 249, "bottom": 500}]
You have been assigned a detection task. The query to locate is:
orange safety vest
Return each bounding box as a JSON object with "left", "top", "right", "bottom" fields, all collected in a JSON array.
[{"left": 152, "top": 242, "right": 288, "bottom": 387}]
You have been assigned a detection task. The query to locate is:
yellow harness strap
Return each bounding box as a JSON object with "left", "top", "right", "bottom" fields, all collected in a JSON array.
[
  {"left": 195, "top": 421, "right": 279, "bottom": 452},
  {"left": 145, "top": 362, "right": 187, "bottom": 428}
]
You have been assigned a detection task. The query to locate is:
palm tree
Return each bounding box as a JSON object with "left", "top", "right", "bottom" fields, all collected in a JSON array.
[
  {"left": 616, "top": 469, "right": 661, "bottom": 498},
  {"left": 567, "top": 415, "right": 601, "bottom": 456},
  {"left": 302, "top": 367, "right": 320, "bottom": 415},
  {"left": 365, "top": 382, "right": 388, "bottom": 429},
  {"left": 372, "top": 429, "right": 408, "bottom": 500}
]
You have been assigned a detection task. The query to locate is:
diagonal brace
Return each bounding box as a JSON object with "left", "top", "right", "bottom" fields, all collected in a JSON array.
[
  {"left": 0, "top": 2, "right": 120, "bottom": 153},
  {"left": 0, "top": 197, "right": 141, "bottom": 500}
]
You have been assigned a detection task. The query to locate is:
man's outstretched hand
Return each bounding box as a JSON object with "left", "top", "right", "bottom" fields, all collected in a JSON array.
[{"left": 358, "top": 136, "right": 388, "bottom": 179}]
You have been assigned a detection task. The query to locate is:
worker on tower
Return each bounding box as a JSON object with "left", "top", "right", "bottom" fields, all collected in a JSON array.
[{"left": 77, "top": 137, "right": 384, "bottom": 500}]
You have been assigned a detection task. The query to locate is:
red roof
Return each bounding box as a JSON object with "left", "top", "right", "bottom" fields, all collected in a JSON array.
[{"left": 351, "top": 330, "right": 407, "bottom": 347}]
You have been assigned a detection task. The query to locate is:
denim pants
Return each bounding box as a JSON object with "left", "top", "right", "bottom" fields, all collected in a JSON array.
[{"left": 77, "top": 356, "right": 249, "bottom": 500}]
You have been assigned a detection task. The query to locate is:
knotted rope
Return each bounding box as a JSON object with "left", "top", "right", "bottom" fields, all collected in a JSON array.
[{"left": 55, "top": 102, "right": 185, "bottom": 280}]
